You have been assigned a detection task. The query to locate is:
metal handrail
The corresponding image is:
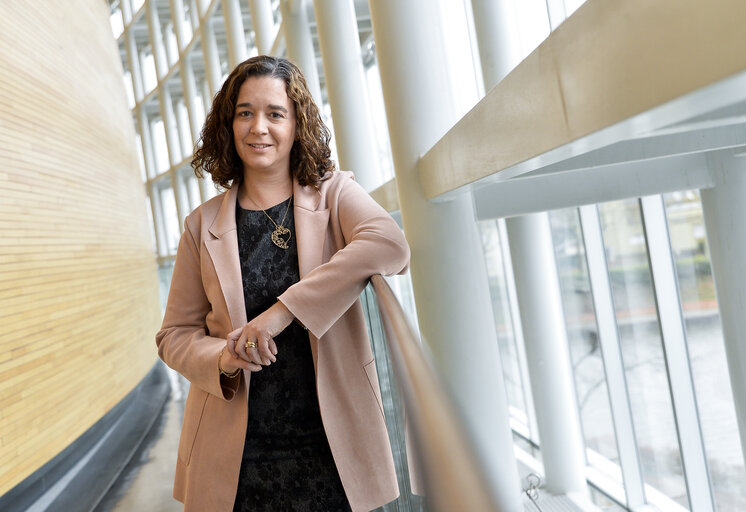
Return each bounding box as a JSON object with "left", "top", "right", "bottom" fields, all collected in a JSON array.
[{"left": 369, "top": 275, "right": 502, "bottom": 512}]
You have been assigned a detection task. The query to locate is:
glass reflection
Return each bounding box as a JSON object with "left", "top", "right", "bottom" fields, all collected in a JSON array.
[
  {"left": 598, "top": 198, "right": 688, "bottom": 507},
  {"left": 664, "top": 190, "right": 746, "bottom": 510},
  {"left": 549, "top": 208, "right": 619, "bottom": 467},
  {"left": 479, "top": 220, "right": 528, "bottom": 425}
]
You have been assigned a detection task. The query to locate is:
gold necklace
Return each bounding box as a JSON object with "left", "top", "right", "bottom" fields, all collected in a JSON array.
[{"left": 252, "top": 195, "right": 293, "bottom": 249}]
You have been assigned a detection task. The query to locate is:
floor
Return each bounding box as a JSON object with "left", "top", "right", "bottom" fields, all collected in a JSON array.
[{"left": 95, "top": 369, "right": 187, "bottom": 512}]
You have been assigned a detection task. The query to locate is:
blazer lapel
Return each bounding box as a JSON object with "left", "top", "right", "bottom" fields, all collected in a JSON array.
[
  {"left": 205, "top": 186, "right": 247, "bottom": 330},
  {"left": 293, "top": 178, "right": 330, "bottom": 279}
]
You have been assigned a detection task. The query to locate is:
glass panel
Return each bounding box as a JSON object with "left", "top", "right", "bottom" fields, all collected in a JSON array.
[
  {"left": 478, "top": 220, "right": 528, "bottom": 424},
  {"left": 511, "top": 0, "right": 551, "bottom": 58},
  {"left": 184, "top": 173, "right": 202, "bottom": 212},
  {"left": 135, "top": 133, "right": 146, "bottom": 182},
  {"left": 158, "top": 180, "right": 180, "bottom": 255},
  {"left": 385, "top": 271, "right": 420, "bottom": 338},
  {"left": 158, "top": 260, "right": 175, "bottom": 315},
  {"left": 152, "top": 118, "right": 171, "bottom": 173},
  {"left": 365, "top": 62, "right": 395, "bottom": 186},
  {"left": 142, "top": 51, "right": 158, "bottom": 92},
  {"left": 123, "top": 70, "right": 135, "bottom": 108},
  {"left": 598, "top": 199, "right": 688, "bottom": 507},
  {"left": 549, "top": 209, "right": 620, "bottom": 465},
  {"left": 194, "top": 93, "right": 206, "bottom": 128},
  {"left": 145, "top": 195, "right": 156, "bottom": 256},
  {"left": 664, "top": 190, "right": 746, "bottom": 511},
  {"left": 109, "top": 9, "right": 124, "bottom": 39},
  {"left": 183, "top": 15, "right": 193, "bottom": 43},
  {"left": 436, "top": 0, "right": 481, "bottom": 117},
  {"left": 564, "top": 0, "right": 588, "bottom": 17},
  {"left": 177, "top": 100, "right": 193, "bottom": 158}
]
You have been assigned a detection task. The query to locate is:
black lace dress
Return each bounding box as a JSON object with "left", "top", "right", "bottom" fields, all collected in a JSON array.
[{"left": 232, "top": 196, "right": 351, "bottom": 512}]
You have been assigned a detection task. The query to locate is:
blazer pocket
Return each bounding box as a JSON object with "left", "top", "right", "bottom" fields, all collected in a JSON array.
[
  {"left": 178, "top": 390, "right": 209, "bottom": 466},
  {"left": 363, "top": 359, "right": 386, "bottom": 420}
]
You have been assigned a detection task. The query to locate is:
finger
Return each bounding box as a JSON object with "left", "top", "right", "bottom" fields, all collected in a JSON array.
[
  {"left": 236, "top": 333, "right": 252, "bottom": 361},
  {"left": 247, "top": 363, "right": 263, "bottom": 372},
  {"left": 257, "top": 335, "right": 275, "bottom": 364},
  {"left": 226, "top": 336, "right": 238, "bottom": 359},
  {"left": 268, "top": 339, "right": 278, "bottom": 357},
  {"left": 247, "top": 345, "right": 264, "bottom": 365}
]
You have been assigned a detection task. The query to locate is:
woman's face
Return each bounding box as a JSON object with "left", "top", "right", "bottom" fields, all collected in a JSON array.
[{"left": 232, "top": 76, "right": 297, "bottom": 179}]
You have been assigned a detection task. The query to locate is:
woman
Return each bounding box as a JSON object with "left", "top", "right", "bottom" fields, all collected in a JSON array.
[{"left": 156, "top": 55, "right": 410, "bottom": 512}]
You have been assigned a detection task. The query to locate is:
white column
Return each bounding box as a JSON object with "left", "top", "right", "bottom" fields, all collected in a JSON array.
[
  {"left": 470, "top": 0, "right": 521, "bottom": 92},
  {"left": 280, "top": 0, "right": 322, "bottom": 105},
  {"left": 169, "top": 0, "right": 188, "bottom": 49},
  {"left": 188, "top": 0, "right": 200, "bottom": 28},
  {"left": 313, "top": 0, "right": 379, "bottom": 191},
  {"left": 139, "top": 108, "right": 167, "bottom": 256},
  {"left": 369, "top": 1, "right": 522, "bottom": 510},
  {"left": 146, "top": 1, "right": 169, "bottom": 79},
  {"left": 121, "top": 0, "right": 133, "bottom": 24},
  {"left": 505, "top": 216, "right": 587, "bottom": 495},
  {"left": 201, "top": 16, "right": 224, "bottom": 95},
  {"left": 250, "top": 0, "right": 275, "bottom": 55},
  {"left": 164, "top": 24, "right": 178, "bottom": 67},
  {"left": 160, "top": 88, "right": 183, "bottom": 166},
  {"left": 221, "top": 0, "right": 248, "bottom": 68},
  {"left": 137, "top": 107, "right": 157, "bottom": 179},
  {"left": 701, "top": 148, "right": 746, "bottom": 468},
  {"left": 147, "top": 2, "right": 183, "bottom": 167},
  {"left": 470, "top": 0, "right": 587, "bottom": 495},
  {"left": 170, "top": 0, "right": 202, "bottom": 143},
  {"left": 125, "top": 29, "right": 145, "bottom": 102}
]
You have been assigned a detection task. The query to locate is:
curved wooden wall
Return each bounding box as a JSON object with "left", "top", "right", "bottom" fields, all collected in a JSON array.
[{"left": 0, "top": 1, "right": 161, "bottom": 495}]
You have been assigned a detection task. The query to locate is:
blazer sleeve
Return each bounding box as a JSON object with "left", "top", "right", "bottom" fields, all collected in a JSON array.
[
  {"left": 278, "top": 174, "right": 410, "bottom": 338},
  {"left": 155, "top": 215, "right": 241, "bottom": 400}
]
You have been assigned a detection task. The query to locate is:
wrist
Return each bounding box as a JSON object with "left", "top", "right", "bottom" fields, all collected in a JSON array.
[{"left": 218, "top": 347, "right": 241, "bottom": 377}]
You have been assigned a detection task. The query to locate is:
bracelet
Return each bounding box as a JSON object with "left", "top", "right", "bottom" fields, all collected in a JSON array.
[{"left": 218, "top": 347, "right": 241, "bottom": 378}]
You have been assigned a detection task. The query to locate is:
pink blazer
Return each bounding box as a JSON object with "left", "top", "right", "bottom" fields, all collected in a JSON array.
[{"left": 156, "top": 171, "right": 410, "bottom": 512}]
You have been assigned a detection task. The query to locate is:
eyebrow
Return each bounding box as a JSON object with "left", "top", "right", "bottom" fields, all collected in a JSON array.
[{"left": 235, "top": 102, "right": 289, "bottom": 113}]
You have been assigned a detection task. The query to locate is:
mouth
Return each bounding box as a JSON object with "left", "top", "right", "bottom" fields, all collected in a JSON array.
[{"left": 248, "top": 143, "right": 271, "bottom": 149}]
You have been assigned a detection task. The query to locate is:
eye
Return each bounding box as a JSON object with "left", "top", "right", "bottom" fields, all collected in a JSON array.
[
  {"left": 236, "top": 110, "right": 252, "bottom": 118},
  {"left": 269, "top": 111, "right": 284, "bottom": 119}
]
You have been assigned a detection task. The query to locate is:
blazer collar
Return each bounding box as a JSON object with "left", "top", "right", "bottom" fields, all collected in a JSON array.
[
  {"left": 208, "top": 177, "right": 323, "bottom": 238},
  {"left": 203, "top": 176, "right": 329, "bottom": 330},
  {"left": 208, "top": 185, "right": 239, "bottom": 239}
]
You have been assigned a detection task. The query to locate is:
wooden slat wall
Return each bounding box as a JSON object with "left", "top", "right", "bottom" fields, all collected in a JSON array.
[{"left": 0, "top": 0, "right": 161, "bottom": 495}]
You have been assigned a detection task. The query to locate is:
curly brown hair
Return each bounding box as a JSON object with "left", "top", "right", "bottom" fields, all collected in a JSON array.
[{"left": 192, "top": 55, "right": 334, "bottom": 189}]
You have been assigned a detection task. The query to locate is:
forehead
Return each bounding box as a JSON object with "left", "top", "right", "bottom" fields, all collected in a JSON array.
[{"left": 235, "top": 76, "right": 292, "bottom": 107}]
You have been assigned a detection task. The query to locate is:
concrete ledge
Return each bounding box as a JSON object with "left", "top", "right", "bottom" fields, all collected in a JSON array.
[{"left": 0, "top": 362, "right": 170, "bottom": 512}]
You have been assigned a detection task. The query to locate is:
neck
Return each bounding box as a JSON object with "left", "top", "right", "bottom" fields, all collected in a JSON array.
[{"left": 239, "top": 170, "right": 293, "bottom": 210}]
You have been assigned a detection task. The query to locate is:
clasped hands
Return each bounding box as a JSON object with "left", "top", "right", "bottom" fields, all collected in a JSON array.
[{"left": 220, "top": 301, "right": 295, "bottom": 374}]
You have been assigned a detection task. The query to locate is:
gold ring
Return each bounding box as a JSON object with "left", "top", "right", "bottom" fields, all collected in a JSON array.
[{"left": 245, "top": 341, "right": 257, "bottom": 350}]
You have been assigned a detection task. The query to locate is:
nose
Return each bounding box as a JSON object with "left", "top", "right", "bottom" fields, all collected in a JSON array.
[{"left": 249, "top": 114, "right": 268, "bottom": 135}]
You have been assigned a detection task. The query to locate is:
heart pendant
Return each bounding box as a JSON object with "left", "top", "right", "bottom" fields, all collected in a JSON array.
[{"left": 271, "top": 225, "right": 291, "bottom": 249}]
